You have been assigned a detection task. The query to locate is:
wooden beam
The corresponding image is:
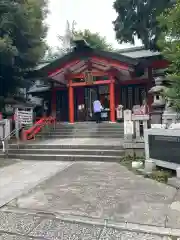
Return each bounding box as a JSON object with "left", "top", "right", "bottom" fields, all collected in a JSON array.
[
  {"left": 70, "top": 79, "right": 114, "bottom": 87},
  {"left": 66, "top": 71, "right": 110, "bottom": 79},
  {"left": 86, "top": 60, "right": 92, "bottom": 71},
  {"left": 150, "top": 60, "right": 169, "bottom": 69},
  {"left": 91, "top": 56, "right": 130, "bottom": 71},
  {"left": 48, "top": 60, "right": 80, "bottom": 77},
  {"left": 48, "top": 56, "right": 132, "bottom": 81},
  {"left": 120, "top": 79, "right": 148, "bottom": 85},
  {"left": 54, "top": 87, "right": 67, "bottom": 90}
]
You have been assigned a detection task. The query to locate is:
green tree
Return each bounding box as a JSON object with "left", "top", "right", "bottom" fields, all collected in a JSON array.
[
  {"left": 158, "top": 0, "right": 180, "bottom": 110},
  {"left": 57, "top": 21, "right": 113, "bottom": 53},
  {"left": 74, "top": 29, "right": 113, "bottom": 51},
  {"left": 113, "top": 0, "right": 175, "bottom": 50},
  {"left": 0, "top": 0, "right": 47, "bottom": 110},
  {"left": 46, "top": 23, "right": 113, "bottom": 62},
  {"left": 44, "top": 47, "right": 63, "bottom": 62}
]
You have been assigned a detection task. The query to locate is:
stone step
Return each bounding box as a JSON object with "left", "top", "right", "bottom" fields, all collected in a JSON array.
[
  {"left": 1, "top": 153, "right": 122, "bottom": 162},
  {"left": 8, "top": 148, "right": 124, "bottom": 157},
  {"left": 38, "top": 133, "right": 124, "bottom": 137},
  {"left": 55, "top": 122, "right": 123, "bottom": 125},
  {"left": 50, "top": 129, "right": 124, "bottom": 133},
  {"left": 51, "top": 129, "right": 124, "bottom": 134},
  {"left": 37, "top": 131, "right": 124, "bottom": 135},
  {"left": 9, "top": 144, "right": 124, "bottom": 150},
  {"left": 36, "top": 134, "right": 124, "bottom": 139},
  {"left": 54, "top": 125, "right": 124, "bottom": 129},
  {"left": 44, "top": 132, "right": 124, "bottom": 135},
  {"left": 54, "top": 124, "right": 124, "bottom": 128}
]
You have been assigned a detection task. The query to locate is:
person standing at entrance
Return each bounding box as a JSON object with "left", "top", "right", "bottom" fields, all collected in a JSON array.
[{"left": 93, "top": 98, "right": 102, "bottom": 123}]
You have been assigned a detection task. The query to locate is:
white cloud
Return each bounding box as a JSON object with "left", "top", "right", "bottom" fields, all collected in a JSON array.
[{"left": 46, "top": 0, "right": 142, "bottom": 49}]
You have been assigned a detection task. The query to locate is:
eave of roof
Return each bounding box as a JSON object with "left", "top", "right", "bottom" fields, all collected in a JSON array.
[
  {"left": 36, "top": 46, "right": 142, "bottom": 76},
  {"left": 33, "top": 41, "right": 163, "bottom": 79},
  {"left": 28, "top": 86, "right": 50, "bottom": 94}
]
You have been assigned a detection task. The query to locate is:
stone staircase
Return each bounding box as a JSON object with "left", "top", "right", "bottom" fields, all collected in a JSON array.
[
  {"left": 37, "top": 122, "right": 124, "bottom": 139},
  {"left": 0, "top": 122, "right": 125, "bottom": 162}
]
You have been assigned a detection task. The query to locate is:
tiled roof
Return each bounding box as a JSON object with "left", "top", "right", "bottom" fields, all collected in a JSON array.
[
  {"left": 28, "top": 85, "right": 50, "bottom": 94},
  {"left": 119, "top": 47, "right": 160, "bottom": 59}
]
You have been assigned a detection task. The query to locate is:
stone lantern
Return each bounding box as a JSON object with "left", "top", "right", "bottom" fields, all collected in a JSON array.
[
  {"left": 148, "top": 76, "right": 166, "bottom": 124},
  {"left": 162, "top": 98, "right": 177, "bottom": 126}
]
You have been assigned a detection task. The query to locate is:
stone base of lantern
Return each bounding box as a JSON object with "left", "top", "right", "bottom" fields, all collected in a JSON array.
[
  {"left": 150, "top": 110, "right": 164, "bottom": 124},
  {"left": 162, "top": 108, "right": 177, "bottom": 126}
]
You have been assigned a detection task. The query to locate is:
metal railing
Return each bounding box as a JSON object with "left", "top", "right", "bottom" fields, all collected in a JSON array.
[
  {"left": 1, "top": 117, "right": 56, "bottom": 154},
  {"left": 1, "top": 125, "right": 22, "bottom": 154}
]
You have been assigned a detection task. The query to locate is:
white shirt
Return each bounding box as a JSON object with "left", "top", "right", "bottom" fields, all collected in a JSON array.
[{"left": 93, "top": 100, "right": 102, "bottom": 113}]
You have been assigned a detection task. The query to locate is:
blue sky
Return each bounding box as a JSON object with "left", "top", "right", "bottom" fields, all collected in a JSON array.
[{"left": 46, "top": 0, "right": 142, "bottom": 50}]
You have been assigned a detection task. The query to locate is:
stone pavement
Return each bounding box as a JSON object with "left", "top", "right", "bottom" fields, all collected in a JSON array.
[
  {"left": 1, "top": 161, "right": 180, "bottom": 239},
  {"left": 0, "top": 159, "right": 18, "bottom": 169},
  {"left": 0, "top": 160, "right": 72, "bottom": 207},
  {"left": 0, "top": 212, "right": 175, "bottom": 239}
]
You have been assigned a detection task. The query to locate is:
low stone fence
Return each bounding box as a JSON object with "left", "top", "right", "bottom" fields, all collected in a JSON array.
[{"left": 123, "top": 109, "right": 150, "bottom": 142}]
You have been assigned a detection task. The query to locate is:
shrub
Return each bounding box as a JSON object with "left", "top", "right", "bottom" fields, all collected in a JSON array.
[{"left": 150, "top": 170, "right": 172, "bottom": 183}]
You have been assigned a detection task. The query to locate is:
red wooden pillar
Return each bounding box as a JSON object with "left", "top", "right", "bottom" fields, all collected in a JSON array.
[
  {"left": 109, "top": 79, "right": 116, "bottom": 122},
  {"left": 51, "top": 88, "right": 56, "bottom": 117},
  {"left": 68, "top": 84, "right": 74, "bottom": 123},
  {"left": 147, "top": 67, "right": 153, "bottom": 113}
]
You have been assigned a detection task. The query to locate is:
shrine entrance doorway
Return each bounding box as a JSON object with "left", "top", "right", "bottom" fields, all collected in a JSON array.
[
  {"left": 84, "top": 86, "right": 98, "bottom": 121},
  {"left": 74, "top": 84, "right": 110, "bottom": 122}
]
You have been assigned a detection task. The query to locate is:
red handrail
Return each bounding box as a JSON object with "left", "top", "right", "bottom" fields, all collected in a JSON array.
[{"left": 23, "top": 116, "right": 56, "bottom": 140}]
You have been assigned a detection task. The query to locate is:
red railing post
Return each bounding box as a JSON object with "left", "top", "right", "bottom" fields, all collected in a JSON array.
[{"left": 23, "top": 116, "right": 56, "bottom": 141}]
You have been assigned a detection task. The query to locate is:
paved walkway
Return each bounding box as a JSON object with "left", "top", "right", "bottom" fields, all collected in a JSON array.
[
  {"left": 0, "top": 160, "right": 72, "bottom": 207},
  {"left": 0, "top": 161, "right": 180, "bottom": 239}
]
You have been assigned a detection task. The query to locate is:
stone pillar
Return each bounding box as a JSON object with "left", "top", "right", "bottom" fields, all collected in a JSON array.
[{"left": 124, "top": 109, "right": 133, "bottom": 140}]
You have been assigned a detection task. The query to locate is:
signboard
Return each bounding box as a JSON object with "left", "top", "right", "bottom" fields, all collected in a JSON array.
[
  {"left": 17, "top": 111, "right": 33, "bottom": 125},
  {"left": 149, "top": 135, "right": 180, "bottom": 164},
  {"left": 84, "top": 71, "right": 94, "bottom": 84},
  {"left": 15, "top": 108, "right": 33, "bottom": 126}
]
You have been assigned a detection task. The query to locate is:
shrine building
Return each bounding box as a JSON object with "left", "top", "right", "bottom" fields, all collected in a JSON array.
[{"left": 30, "top": 40, "right": 169, "bottom": 123}]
